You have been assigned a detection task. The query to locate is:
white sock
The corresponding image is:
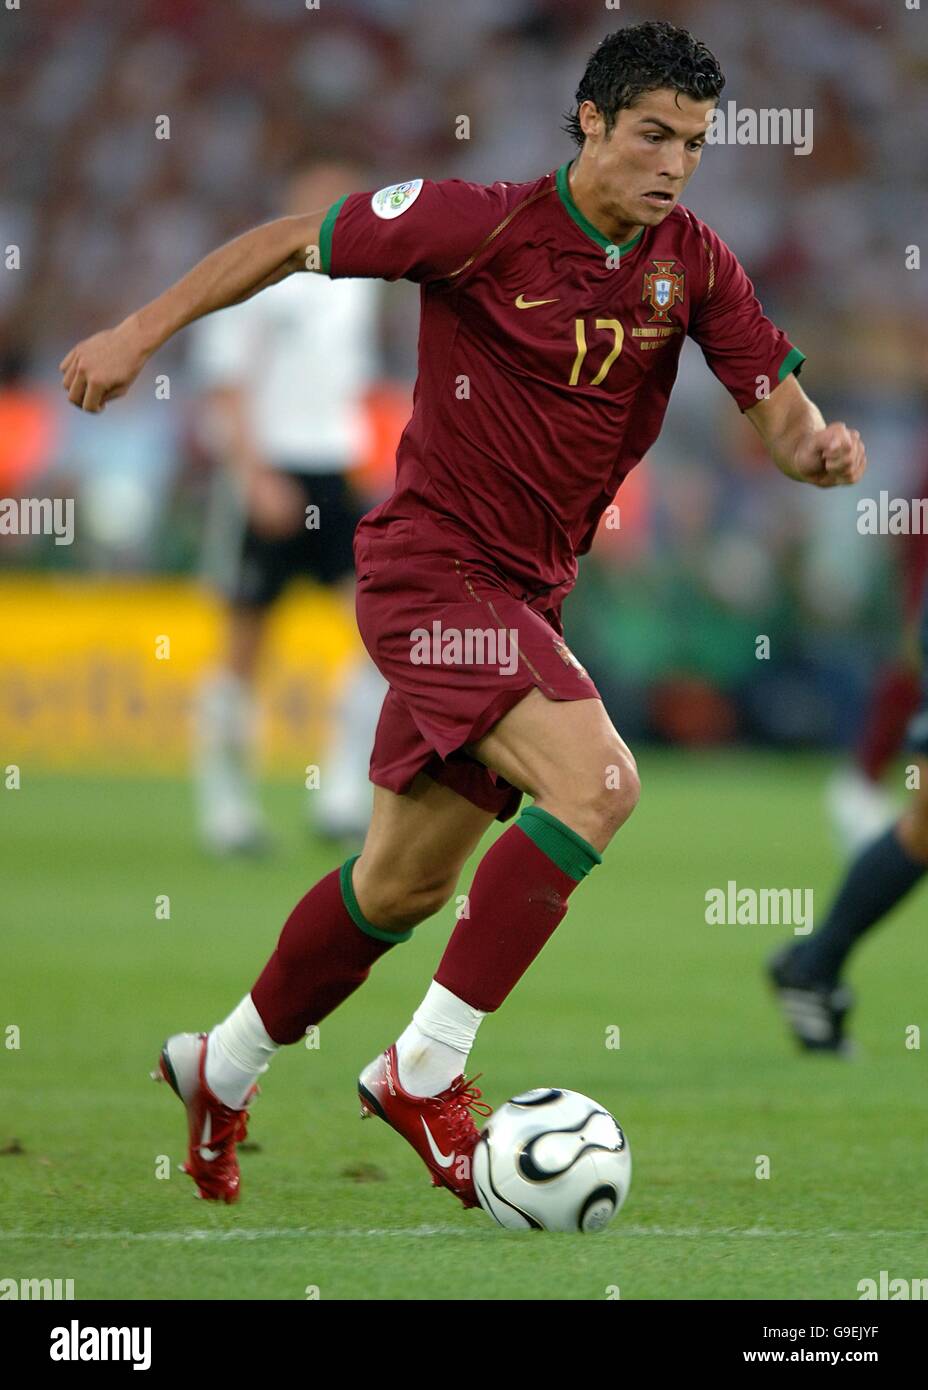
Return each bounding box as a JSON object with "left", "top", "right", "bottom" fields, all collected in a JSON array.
[
  {"left": 395, "top": 981, "right": 486, "bottom": 1097},
  {"left": 316, "top": 660, "right": 387, "bottom": 834},
  {"left": 206, "top": 994, "right": 279, "bottom": 1108},
  {"left": 194, "top": 671, "right": 265, "bottom": 846}
]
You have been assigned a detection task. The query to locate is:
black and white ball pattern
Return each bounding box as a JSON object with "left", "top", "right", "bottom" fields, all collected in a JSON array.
[{"left": 473, "top": 1088, "right": 631, "bottom": 1233}]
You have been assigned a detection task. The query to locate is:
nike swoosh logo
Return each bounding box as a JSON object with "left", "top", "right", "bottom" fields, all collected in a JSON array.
[
  {"left": 199, "top": 1111, "right": 220, "bottom": 1161},
  {"left": 515, "top": 293, "right": 559, "bottom": 309},
  {"left": 420, "top": 1118, "right": 455, "bottom": 1168}
]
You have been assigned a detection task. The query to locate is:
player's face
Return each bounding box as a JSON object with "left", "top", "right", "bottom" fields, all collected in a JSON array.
[{"left": 582, "top": 88, "right": 714, "bottom": 228}]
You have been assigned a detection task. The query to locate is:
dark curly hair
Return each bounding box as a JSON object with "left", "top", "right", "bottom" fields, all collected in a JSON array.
[{"left": 563, "top": 21, "right": 725, "bottom": 147}]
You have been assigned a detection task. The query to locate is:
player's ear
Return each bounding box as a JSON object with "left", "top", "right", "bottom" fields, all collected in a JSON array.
[{"left": 578, "top": 100, "right": 604, "bottom": 140}]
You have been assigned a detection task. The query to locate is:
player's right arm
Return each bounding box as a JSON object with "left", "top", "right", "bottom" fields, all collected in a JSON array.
[
  {"left": 59, "top": 210, "right": 326, "bottom": 413},
  {"left": 61, "top": 176, "right": 507, "bottom": 414}
]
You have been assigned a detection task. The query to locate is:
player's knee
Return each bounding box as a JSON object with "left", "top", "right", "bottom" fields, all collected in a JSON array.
[
  {"left": 595, "top": 748, "right": 641, "bottom": 839},
  {"left": 542, "top": 744, "right": 640, "bottom": 849},
  {"left": 575, "top": 746, "right": 640, "bottom": 847}
]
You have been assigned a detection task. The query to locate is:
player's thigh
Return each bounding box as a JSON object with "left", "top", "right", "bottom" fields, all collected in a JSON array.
[
  {"left": 353, "top": 773, "right": 496, "bottom": 927},
  {"left": 468, "top": 688, "right": 639, "bottom": 851}
]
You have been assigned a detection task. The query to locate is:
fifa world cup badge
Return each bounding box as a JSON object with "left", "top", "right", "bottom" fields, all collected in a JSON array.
[
  {"left": 371, "top": 179, "right": 424, "bottom": 220},
  {"left": 641, "top": 260, "right": 685, "bottom": 324}
]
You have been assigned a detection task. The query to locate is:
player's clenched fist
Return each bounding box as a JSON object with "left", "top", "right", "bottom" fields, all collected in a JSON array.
[
  {"left": 793, "top": 422, "right": 867, "bottom": 489},
  {"left": 58, "top": 316, "right": 151, "bottom": 413}
]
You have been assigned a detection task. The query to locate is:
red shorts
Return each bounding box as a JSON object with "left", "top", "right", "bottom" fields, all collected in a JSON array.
[{"left": 354, "top": 529, "right": 601, "bottom": 821}]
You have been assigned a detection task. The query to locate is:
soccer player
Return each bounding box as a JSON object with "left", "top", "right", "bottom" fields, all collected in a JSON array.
[
  {"left": 60, "top": 22, "right": 867, "bottom": 1207},
  {"left": 770, "top": 579, "right": 928, "bottom": 1054},
  {"left": 190, "top": 161, "right": 386, "bottom": 853}
]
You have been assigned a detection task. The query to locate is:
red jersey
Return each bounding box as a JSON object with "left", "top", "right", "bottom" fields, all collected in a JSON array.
[{"left": 320, "top": 163, "right": 804, "bottom": 601}]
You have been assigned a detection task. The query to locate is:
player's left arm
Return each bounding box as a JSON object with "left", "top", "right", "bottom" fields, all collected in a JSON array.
[
  {"left": 744, "top": 373, "right": 867, "bottom": 489},
  {"left": 689, "top": 223, "right": 866, "bottom": 490}
]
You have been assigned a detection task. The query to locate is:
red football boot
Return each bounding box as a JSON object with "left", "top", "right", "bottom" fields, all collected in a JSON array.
[
  {"left": 153, "top": 1031, "right": 256, "bottom": 1204},
  {"left": 358, "top": 1045, "right": 491, "bottom": 1208}
]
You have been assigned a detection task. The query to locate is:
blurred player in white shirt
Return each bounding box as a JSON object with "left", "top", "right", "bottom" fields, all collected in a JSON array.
[{"left": 190, "top": 162, "right": 386, "bottom": 853}]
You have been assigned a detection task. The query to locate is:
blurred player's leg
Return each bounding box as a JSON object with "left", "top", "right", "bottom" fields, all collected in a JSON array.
[
  {"left": 196, "top": 469, "right": 384, "bottom": 852},
  {"left": 194, "top": 460, "right": 295, "bottom": 855},
  {"left": 194, "top": 603, "right": 269, "bottom": 856},
  {"left": 825, "top": 766, "right": 901, "bottom": 859},
  {"left": 784, "top": 565, "right": 928, "bottom": 1049},
  {"left": 771, "top": 762, "right": 928, "bottom": 1052},
  {"left": 314, "top": 575, "right": 388, "bottom": 841},
  {"left": 826, "top": 669, "right": 916, "bottom": 856}
]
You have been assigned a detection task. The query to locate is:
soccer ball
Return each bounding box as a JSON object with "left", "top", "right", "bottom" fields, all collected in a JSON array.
[{"left": 472, "top": 1088, "right": 631, "bottom": 1233}]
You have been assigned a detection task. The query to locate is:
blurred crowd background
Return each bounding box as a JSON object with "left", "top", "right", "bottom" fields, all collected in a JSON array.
[{"left": 2, "top": 0, "right": 927, "bottom": 758}]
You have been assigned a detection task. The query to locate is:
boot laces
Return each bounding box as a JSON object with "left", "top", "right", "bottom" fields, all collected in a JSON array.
[
  {"left": 442, "top": 1074, "right": 492, "bottom": 1145},
  {"left": 202, "top": 1102, "right": 250, "bottom": 1162}
]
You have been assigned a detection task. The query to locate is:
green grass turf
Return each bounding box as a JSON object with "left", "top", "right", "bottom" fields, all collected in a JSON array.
[{"left": 1, "top": 752, "right": 926, "bottom": 1300}]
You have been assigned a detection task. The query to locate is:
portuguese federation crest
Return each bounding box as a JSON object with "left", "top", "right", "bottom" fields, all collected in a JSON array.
[{"left": 641, "top": 260, "right": 685, "bottom": 324}]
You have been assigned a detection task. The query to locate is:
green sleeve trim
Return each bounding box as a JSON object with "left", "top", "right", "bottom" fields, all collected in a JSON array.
[
  {"left": 319, "top": 195, "right": 349, "bottom": 276},
  {"left": 340, "top": 855, "right": 413, "bottom": 943},
  {"left": 516, "top": 806, "right": 602, "bottom": 882},
  {"left": 777, "top": 346, "right": 806, "bottom": 383}
]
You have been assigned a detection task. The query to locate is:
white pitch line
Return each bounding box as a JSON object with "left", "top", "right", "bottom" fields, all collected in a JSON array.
[
  {"left": 0, "top": 1226, "right": 467, "bottom": 1243},
  {"left": 0, "top": 1226, "right": 924, "bottom": 1243}
]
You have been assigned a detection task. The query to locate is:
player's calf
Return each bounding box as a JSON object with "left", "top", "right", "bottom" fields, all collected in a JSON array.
[{"left": 351, "top": 775, "right": 496, "bottom": 931}]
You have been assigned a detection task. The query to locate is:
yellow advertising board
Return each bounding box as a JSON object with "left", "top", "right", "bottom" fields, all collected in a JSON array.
[{"left": 0, "top": 576, "right": 362, "bottom": 774}]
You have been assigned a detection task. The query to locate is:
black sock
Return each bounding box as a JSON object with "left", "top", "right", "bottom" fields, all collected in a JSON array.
[{"left": 792, "top": 825, "right": 925, "bottom": 986}]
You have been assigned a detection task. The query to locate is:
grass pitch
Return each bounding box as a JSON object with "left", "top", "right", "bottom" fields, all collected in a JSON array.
[{"left": 2, "top": 752, "right": 926, "bottom": 1300}]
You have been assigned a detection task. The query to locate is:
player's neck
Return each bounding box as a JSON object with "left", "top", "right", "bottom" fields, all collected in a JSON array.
[{"left": 566, "top": 157, "right": 643, "bottom": 250}]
